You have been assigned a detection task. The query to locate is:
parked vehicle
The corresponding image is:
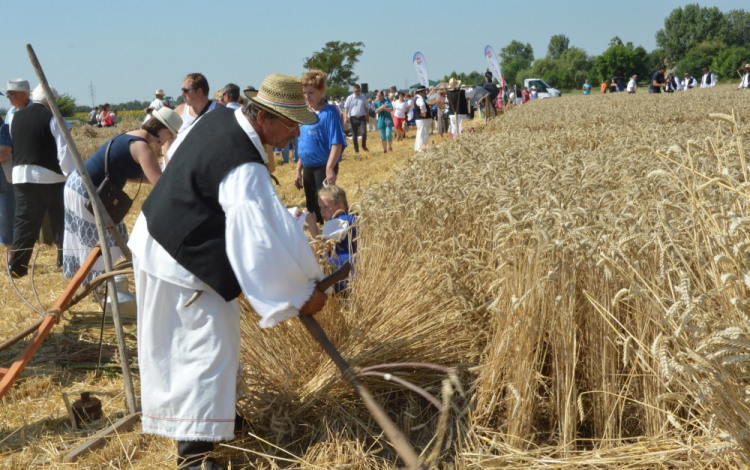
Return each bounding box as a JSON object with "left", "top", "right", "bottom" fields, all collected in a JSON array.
[{"left": 523, "top": 79, "right": 562, "bottom": 98}]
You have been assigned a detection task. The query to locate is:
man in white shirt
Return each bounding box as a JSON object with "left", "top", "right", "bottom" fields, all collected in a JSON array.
[
  {"left": 682, "top": 72, "right": 698, "bottom": 90},
  {"left": 7, "top": 84, "right": 73, "bottom": 276},
  {"left": 700, "top": 67, "right": 716, "bottom": 88},
  {"left": 343, "top": 84, "right": 369, "bottom": 153},
  {"left": 627, "top": 75, "right": 637, "bottom": 93},
  {"left": 221, "top": 83, "right": 242, "bottom": 110},
  {"left": 529, "top": 86, "right": 538, "bottom": 100},
  {"left": 737, "top": 63, "right": 750, "bottom": 90},
  {"left": 129, "top": 74, "right": 328, "bottom": 470},
  {"left": 413, "top": 86, "right": 431, "bottom": 152}
]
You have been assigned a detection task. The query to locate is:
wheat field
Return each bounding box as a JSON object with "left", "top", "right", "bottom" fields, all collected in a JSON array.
[{"left": 2, "top": 87, "right": 750, "bottom": 468}]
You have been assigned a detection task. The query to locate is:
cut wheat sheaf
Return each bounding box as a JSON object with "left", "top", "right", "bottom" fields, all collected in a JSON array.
[{"left": 2, "top": 86, "right": 750, "bottom": 468}]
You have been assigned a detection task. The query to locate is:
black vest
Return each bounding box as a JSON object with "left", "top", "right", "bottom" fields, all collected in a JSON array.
[
  {"left": 10, "top": 103, "right": 61, "bottom": 174},
  {"left": 447, "top": 89, "right": 468, "bottom": 115},
  {"left": 142, "top": 108, "right": 265, "bottom": 301},
  {"left": 414, "top": 95, "right": 433, "bottom": 120}
]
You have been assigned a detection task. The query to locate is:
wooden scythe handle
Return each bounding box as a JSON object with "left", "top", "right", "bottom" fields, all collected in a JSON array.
[{"left": 297, "top": 263, "right": 423, "bottom": 469}]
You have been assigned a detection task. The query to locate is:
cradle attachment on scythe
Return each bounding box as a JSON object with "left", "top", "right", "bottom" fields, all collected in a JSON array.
[
  {"left": 298, "top": 263, "right": 426, "bottom": 470},
  {"left": 0, "top": 246, "right": 102, "bottom": 400}
]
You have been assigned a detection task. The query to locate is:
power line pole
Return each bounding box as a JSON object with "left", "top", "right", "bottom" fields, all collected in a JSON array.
[{"left": 88, "top": 81, "right": 96, "bottom": 108}]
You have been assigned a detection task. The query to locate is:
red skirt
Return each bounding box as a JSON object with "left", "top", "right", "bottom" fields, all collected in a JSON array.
[{"left": 393, "top": 116, "right": 404, "bottom": 131}]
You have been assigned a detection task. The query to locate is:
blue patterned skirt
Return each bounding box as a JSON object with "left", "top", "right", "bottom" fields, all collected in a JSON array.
[{"left": 63, "top": 170, "right": 129, "bottom": 285}]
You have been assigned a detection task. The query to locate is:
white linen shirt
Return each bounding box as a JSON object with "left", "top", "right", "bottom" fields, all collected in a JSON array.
[
  {"left": 682, "top": 77, "right": 697, "bottom": 90},
  {"left": 128, "top": 107, "right": 323, "bottom": 328},
  {"left": 343, "top": 93, "right": 369, "bottom": 117},
  {"left": 9, "top": 103, "right": 74, "bottom": 184},
  {"left": 701, "top": 72, "right": 716, "bottom": 88},
  {"left": 627, "top": 80, "right": 637, "bottom": 92},
  {"left": 225, "top": 102, "right": 242, "bottom": 110},
  {"left": 149, "top": 98, "right": 164, "bottom": 110},
  {"left": 738, "top": 73, "right": 750, "bottom": 90}
]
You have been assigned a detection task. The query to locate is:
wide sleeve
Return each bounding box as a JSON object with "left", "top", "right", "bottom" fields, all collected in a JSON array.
[
  {"left": 49, "top": 117, "right": 75, "bottom": 176},
  {"left": 220, "top": 163, "right": 325, "bottom": 328}
]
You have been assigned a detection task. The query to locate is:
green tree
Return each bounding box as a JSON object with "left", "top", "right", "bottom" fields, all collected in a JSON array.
[
  {"left": 440, "top": 70, "right": 484, "bottom": 86},
  {"left": 57, "top": 93, "right": 76, "bottom": 117},
  {"left": 547, "top": 34, "right": 570, "bottom": 60},
  {"left": 655, "top": 4, "right": 726, "bottom": 62},
  {"left": 304, "top": 41, "right": 365, "bottom": 98},
  {"left": 724, "top": 9, "right": 750, "bottom": 49},
  {"left": 500, "top": 40, "right": 534, "bottom": 86},
  {"left": 675, "top": 41, "right": 726, "bottom": 77},
  {"left": 711, "top": 46, "right": 750, "bottom": 79},
  {"left": 593, "top": 37, "right": 650, "bottom": 83}
]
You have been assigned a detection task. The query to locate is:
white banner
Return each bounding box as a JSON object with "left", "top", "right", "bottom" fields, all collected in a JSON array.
[
  {"left": 413, "top": 52, "right": 429, "bottom": 88},
  {"left": 484, "top": 45, "right": 502, "bottom": 82}
]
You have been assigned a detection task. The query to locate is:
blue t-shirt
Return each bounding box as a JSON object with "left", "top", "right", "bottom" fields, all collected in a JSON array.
[
  {"left": 298, "top": 104, "right": 347, "bottom": 168},
  {"left": 583, "top": 83, "right": 591, "bottom": 95}
]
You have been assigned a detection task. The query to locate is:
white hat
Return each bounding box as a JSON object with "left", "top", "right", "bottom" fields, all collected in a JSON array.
[
  {"left": 1, "top": 79, "right": 31, "bottom": 93},
  {"left": 150, "top": 107, "right": 183, "bottom": 136},
  {"left": 31, "top": 84, "right": 58, "bottom": 104},
  {"left": 155, "top": 88, "right": 165, "bottom": 95},
  {"left": 531, "top": 86, "right": 536, "bottom": 89}
]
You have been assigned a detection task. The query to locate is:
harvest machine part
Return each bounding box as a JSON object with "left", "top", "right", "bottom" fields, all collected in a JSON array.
[
  {"left": 0, "top": 246, "right": 102, "bottom": 400},
  {"left": 298, "top": 262, "right": 425, "bottom": 470}
]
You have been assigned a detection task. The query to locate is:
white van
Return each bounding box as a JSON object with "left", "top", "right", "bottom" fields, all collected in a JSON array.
[{"left": 523, "top": 79, "right": 562, "bottom": 98}]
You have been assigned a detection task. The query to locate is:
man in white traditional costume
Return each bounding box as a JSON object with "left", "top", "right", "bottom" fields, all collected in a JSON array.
[
  {"left": 128, "top": 74, "right": 327, "bottom": 470},
  {"left": 738, "top": 63, "right": 750, "bottom": 90},
  {"left": 700, "top": 67, "right": 716, "bottom": 88},
  {"left": 413, "top": 86, "right": 431, "bottom": 152}
]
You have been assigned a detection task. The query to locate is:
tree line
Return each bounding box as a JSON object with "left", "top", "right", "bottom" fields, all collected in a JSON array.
[{"left": 499, "top": 4, "right": 750, "bottom": 90}]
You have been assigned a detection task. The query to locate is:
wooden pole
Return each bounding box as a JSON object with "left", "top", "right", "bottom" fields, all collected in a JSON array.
[{"left": 26, "top": 44, "right": 137, "bottom": 415}]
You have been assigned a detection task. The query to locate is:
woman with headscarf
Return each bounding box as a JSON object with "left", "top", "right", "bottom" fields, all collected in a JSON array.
[
  {"left": 295, "top": 70, "right": 347, "bottom": 226},
  {"left": 62, "top": 107, "right": 182, "bottom": 283}
]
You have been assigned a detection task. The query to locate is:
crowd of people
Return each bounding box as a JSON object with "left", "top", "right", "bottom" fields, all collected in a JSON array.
[{"left": 589, "top": 62, "right": 750, "bottom": 94}]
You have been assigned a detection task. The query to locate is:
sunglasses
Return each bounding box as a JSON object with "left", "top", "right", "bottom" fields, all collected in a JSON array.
[{"left": 181, "top": 87, "right": 194, "bottom": 94}]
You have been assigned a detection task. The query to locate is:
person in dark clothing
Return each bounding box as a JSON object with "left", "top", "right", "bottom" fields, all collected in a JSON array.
[{"left": 649, "top": 65, "right": 667, "bottom": 94}]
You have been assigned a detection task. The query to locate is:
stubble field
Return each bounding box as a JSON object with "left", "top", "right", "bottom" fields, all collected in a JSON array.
[{"left": 2, "top": 87, "right": 750, "bottom": 469}]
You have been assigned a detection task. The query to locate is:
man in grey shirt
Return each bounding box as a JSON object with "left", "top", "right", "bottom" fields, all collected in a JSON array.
[{"left": 343, "top": 84, "right": 369, "bottom": 153}]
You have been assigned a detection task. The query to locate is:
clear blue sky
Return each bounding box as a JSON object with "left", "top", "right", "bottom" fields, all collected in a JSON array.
[{"left": 2, "top": 0, "right": 746, "bottom": 107}]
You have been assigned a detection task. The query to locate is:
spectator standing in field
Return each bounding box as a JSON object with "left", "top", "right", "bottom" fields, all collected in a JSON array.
[
  {"left": 296, "top": 70, "right": 346, "bottom": 225},
  {"left": 166, "top": 73, "right": 223, "bottom": 166},
  {"left": 63, "top": 108, "right": 181, "bottom": 283},
  {"left": 582, "top": 79, "right": 591, "bottom": 95},
  {"left": 88, "top": 106, "right": 99, "bottom": 125},
  {"left": 609, "top": 79, "right": 619, "bottom": 93},
  {"left": 413, "top": 86, "right": 432, "bottom": 151},
  {"left": 700, "top": 67, "right": 716, "bottom": 88},
  {"left": 392, "top": 92, "right": 409, "bottom": 141},
  {"left": 8, "top": 85, "right": 74, "bottom": 276},
  {"left": 373, "top": 91, "right": 393, "bottom": 154},
  {"left": 435, "top": 89, "right": 448, "bottom": 137},
  {"left": 648, "top": 65, "right": 667, "bottom": 94},
  {"left": 0, "top": 111, "right": 13, "bottom": 266},
  {"left": 149, "top": 89, "right": 165, "bottom": 111},
  {"left": 222, "top": 83, "right": 242, "bottom": 110},
  {"left": 738, "top": 63, "right": 750, "bottom": 90},
  {"left": 521, "top": 87, "right": 530, "bottom": 103},
  {"left": 529, "top": 86, "right": 538, "bottom": 100},
  {"left": 343, "top": 84, "right": 369, "bottom": 154},
  {"left": 446, "top": 79, "right": 474, "bottom": 135},
  {"left": 405, "top": 92, "right": 415, "bottom": 130},
  {"left": 627, "top": 75, "right": 637, "bottom": 94},
  {"left": 600, "top": 79, "right": 607, "bottom": 93},
  {"left": 682, "top": 72, "right": 698, "bottom": 90},
  {"left": 665, "top": 74, "right": 683, "bottom": 92}
]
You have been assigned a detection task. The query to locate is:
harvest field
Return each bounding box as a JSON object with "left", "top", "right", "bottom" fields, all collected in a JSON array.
[{"left": 2, "top": 87, "right": 750, "bottom": 468}]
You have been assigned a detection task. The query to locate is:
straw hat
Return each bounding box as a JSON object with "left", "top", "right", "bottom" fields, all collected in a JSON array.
[
  {"left": 150, "top": 107, "right": 183, "bottom": 136},
  {"left": 155, "top": 89, "right": 165, "bottom": 95},
  {"left": 448, "top": 78, "right": 461, "bottom": 90},
  {"left": 744, "top": 63, "right": 750, "bottom": 69},
  {"left": 243, "top": 86, "right": 258, "bottom": 99},
  {"left": 248, "top": 74, "right": 318, "bottom": 125},
  {"left": 1, "top": 79, "right": 31, "bottom": 93}
]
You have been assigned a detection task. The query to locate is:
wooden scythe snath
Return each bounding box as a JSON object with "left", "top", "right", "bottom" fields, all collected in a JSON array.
[{"left": 0, "top": 45, "right": 137, "bottom": 415}]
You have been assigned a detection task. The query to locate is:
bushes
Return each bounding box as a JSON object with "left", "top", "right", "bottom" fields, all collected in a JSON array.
[{"left": 711, "top": 46, "right": 750, "bottom": 79}]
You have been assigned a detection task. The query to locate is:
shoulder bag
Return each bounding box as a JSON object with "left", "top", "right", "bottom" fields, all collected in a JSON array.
[{"left": 85, "top": 137, "right": 134, "bottom": 225}]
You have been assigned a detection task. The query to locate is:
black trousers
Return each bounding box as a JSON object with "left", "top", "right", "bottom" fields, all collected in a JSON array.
[
  {"left": 10, "top": 182, "right": 65, "bottom": 277},
  {"left": 349, "top": 116, "right": 368, "bottom": 152},
  {"left": 303, "top": 163, "right": 339, "bottom": 223}
]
